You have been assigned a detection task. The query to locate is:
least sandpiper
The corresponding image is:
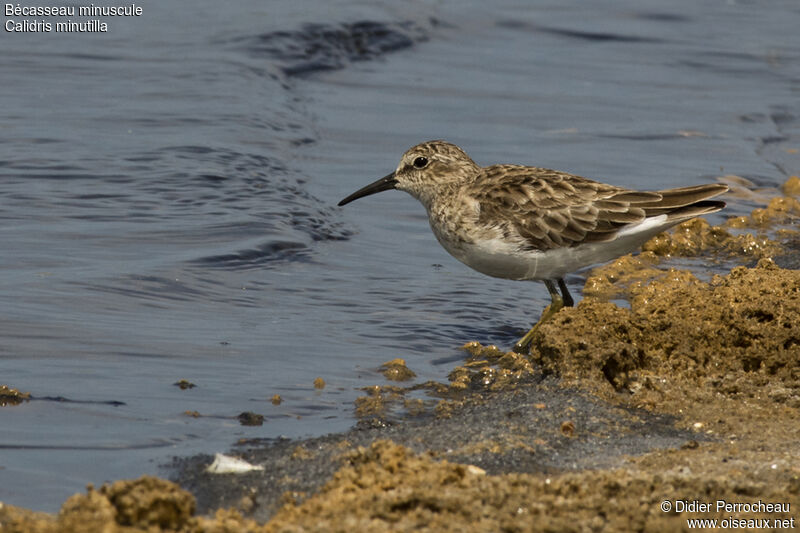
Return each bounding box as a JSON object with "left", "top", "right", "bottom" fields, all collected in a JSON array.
[{"left": 339, "top": 140, "right": 728, "bottom": 352}]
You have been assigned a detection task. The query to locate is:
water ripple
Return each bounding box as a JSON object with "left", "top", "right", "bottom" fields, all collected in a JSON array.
[{"left": 230, "top": 19, "right": 435, "bottom": 76}]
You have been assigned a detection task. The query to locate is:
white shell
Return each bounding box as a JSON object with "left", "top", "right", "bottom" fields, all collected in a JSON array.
[{"left": 205, "top": 453, "right": 264, "bottom": 474}]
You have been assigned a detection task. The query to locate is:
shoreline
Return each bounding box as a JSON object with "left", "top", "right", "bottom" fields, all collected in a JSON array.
[{"left": 2, "top": 178, "right": 799, "bottom": 532}]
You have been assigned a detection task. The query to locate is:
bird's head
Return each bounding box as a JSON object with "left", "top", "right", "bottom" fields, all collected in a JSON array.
[{"left": 338, "top": 140, "right": 480, "bottom": 208}]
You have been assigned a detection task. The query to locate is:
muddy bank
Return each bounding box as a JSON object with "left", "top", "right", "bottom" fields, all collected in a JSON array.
[
  {"left": 535, "top": 258, "right": 800, "bottom": 410},
  {"left": 3, "top": 257, "right": 799, "bottom": 531},
  {"left": 3, "top": 439, "right": 798, "bottom": 532},
  {"left": 0, "top": 379, "right": 703, "bottom": 532},
  {"left": 3, "top": 380, "right": 798, "bottom": 532},
  {"left": 175, "top": 376, "right": 700, "bottom": 520}
]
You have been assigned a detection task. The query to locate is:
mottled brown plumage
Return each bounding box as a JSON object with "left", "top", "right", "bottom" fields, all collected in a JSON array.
[{"left": 470, "top": 166, "right": 726, "bottom": 251}]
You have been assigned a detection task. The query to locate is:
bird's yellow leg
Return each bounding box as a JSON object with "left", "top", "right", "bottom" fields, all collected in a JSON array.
[{"left": 513, "top": 280, "right": 564, "bottom": 354}]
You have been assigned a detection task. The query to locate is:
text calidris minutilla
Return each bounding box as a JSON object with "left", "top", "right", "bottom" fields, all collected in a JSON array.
[{"left": 338, "top": 140, "right": 728, "bottom": 352}]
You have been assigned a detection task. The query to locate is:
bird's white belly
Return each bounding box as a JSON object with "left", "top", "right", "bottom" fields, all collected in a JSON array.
[
  {"left": 435, "top": 216, "right": 671, "bottom": 281},
  {"left": 446, "top": 238, "right": 584, "bottom": 280}
]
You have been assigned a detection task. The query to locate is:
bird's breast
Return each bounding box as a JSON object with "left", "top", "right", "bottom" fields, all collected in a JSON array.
[{"left": 425, "top": 199, "right": 540, "bottom": 280}]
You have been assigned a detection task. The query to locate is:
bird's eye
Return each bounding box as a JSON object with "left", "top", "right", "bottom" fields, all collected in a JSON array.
[{"left": 412, "top": 156, "right": 429, "bottom": 169}]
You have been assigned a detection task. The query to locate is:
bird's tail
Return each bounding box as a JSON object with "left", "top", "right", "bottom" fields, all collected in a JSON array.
[{"left": 639, "top": 184, "right": 729, "bottom": 218}]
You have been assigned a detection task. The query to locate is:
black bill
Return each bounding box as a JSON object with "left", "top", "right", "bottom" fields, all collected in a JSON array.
[{"left": 337, "top": 172, "right": 398, "bottom": 206}]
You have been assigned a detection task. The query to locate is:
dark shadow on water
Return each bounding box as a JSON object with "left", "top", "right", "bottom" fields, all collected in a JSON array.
[
  {"left": 192, "top": 240, "right": 312, "bottom": 270},
  {"left": 226, "top": 19, "right": 436, "bottom": 77},
  {"left": 497, "top": 20, "right": 663, "bottom": 43}
]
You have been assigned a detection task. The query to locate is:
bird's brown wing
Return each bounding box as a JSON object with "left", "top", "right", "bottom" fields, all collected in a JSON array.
[{"left": 472, "top": 165, "right": 726, "bottom": 251}]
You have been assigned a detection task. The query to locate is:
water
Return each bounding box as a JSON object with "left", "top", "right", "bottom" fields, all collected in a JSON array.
[{"left": 1, "top": 0, "right": 798, "bottom": 512}]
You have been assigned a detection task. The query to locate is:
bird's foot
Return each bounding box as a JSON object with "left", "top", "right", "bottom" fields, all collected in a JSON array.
[
  {"left": 512, "top": 330, "right": 538, "bottom": 354},
  {"left": 511, "top": 299, "right": 564, "bottom": 354}
]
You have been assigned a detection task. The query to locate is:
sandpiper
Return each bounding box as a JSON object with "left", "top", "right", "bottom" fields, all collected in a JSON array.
[{"left": 338, "top": 140, "right": 728, "bottom": 352}]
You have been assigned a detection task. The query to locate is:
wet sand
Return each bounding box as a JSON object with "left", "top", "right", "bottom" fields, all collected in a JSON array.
[{"left": 2, "top": 179, "right": 799, "bottom": 531}]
